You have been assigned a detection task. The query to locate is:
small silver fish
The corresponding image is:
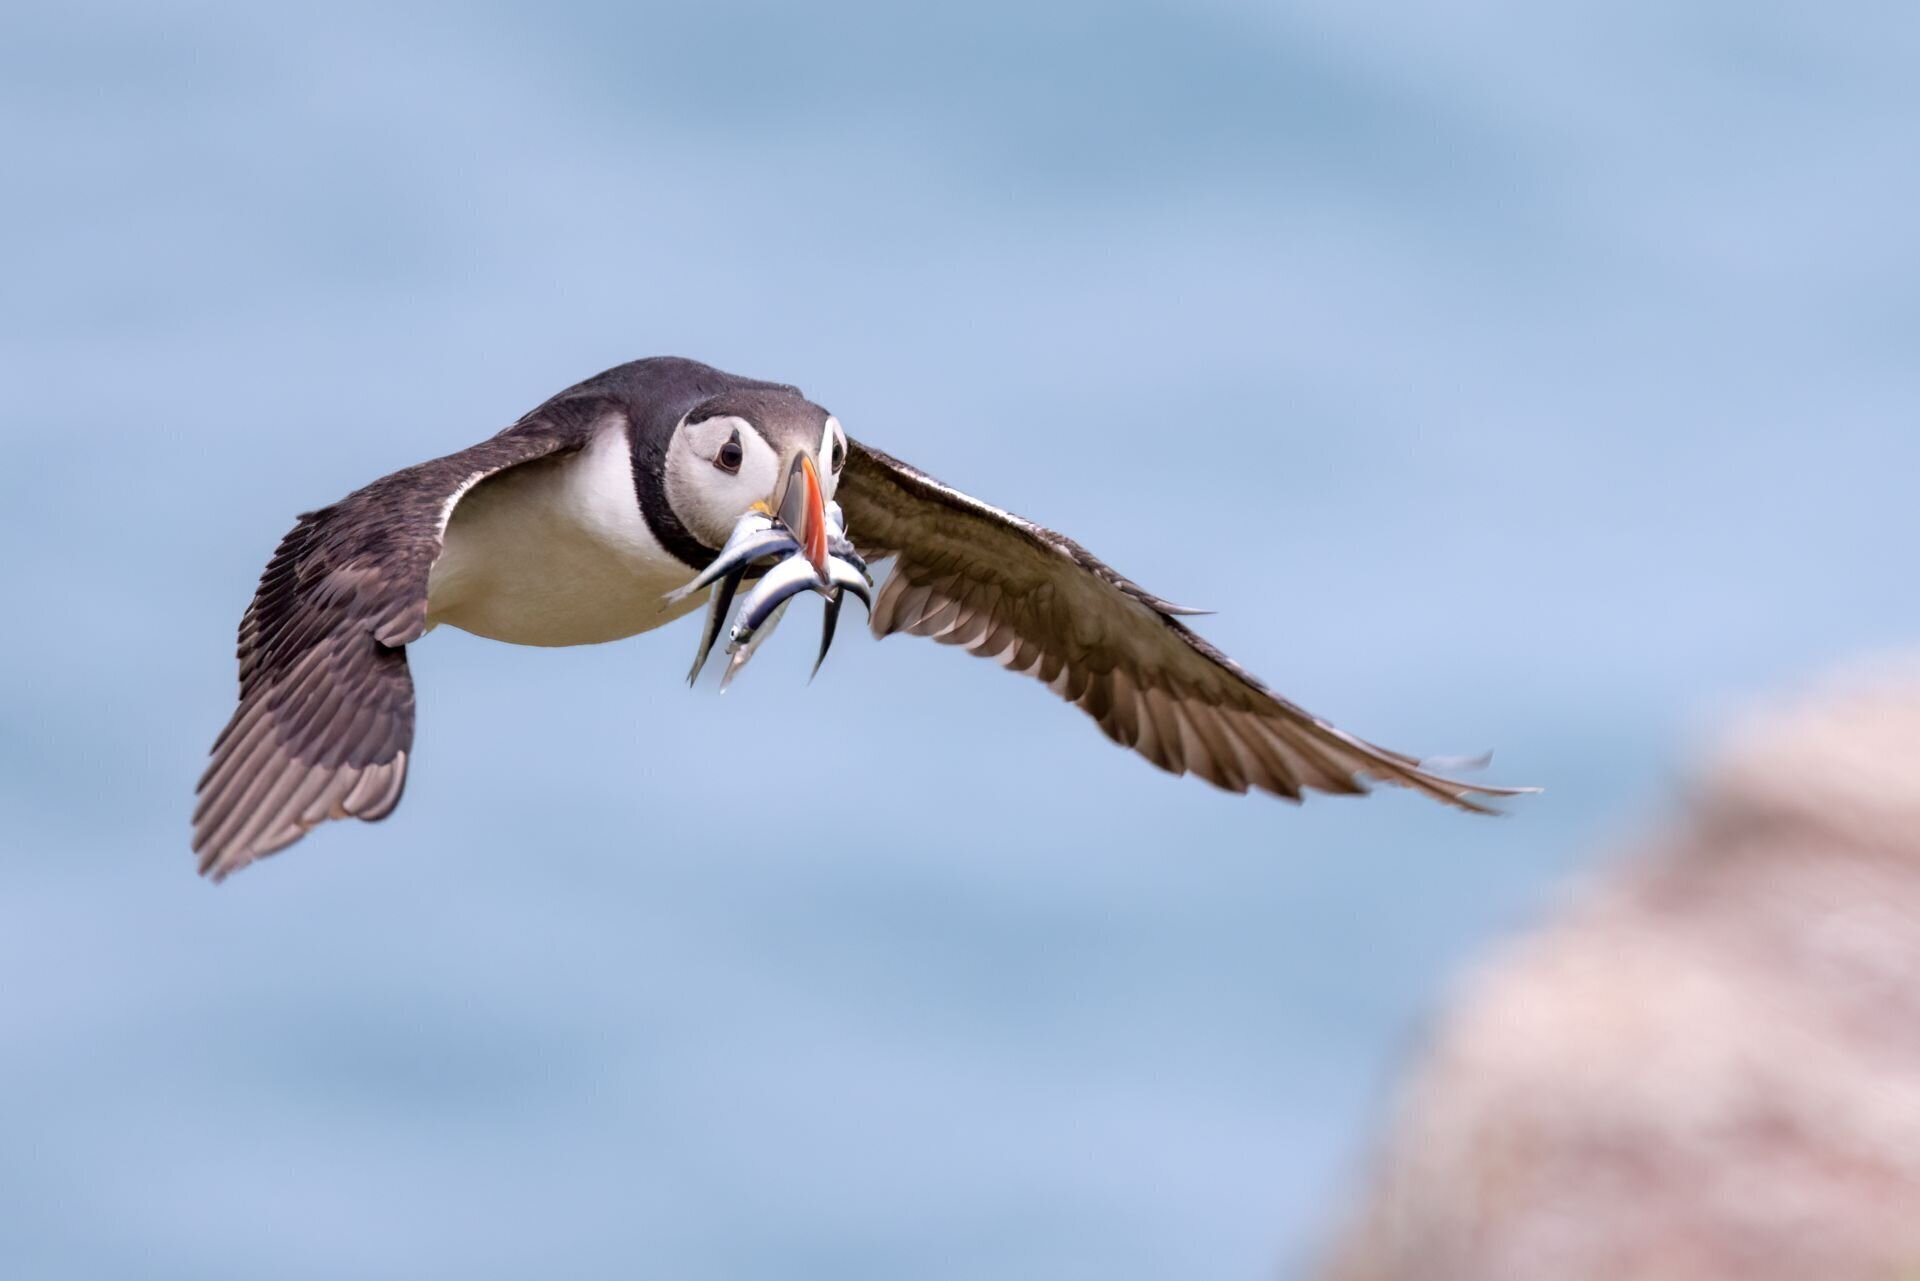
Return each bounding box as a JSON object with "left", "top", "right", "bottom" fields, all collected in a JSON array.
[
  {"left": 669, "top": 503, "right": 875, "bottom": 688},
  {"left": 662, "top": 510, "right": 796, "bottom": 606}
]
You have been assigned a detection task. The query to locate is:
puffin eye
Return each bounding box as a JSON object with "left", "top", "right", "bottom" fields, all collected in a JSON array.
[
  {"left": 829, "top": 435, "right": 846, "bottom": 473},
  {"left": 714, "top": 429, "right": 744, "bottom": 474}
]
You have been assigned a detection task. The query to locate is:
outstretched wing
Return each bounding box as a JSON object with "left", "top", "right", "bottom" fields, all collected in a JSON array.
[
  {"left": 837, "top": 440, "right": 1531, "bottom": 810},
  {"left": 193, "top": 415, "right": 590, "bottom": 880}
]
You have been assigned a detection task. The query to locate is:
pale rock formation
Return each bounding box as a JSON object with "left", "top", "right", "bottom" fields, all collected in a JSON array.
[{"left": 1321, "top": 664, "right": 1920, "bottom": 1281}]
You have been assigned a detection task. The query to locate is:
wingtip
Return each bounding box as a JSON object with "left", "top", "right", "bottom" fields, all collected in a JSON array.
[
  {"left": 194, "top": 841, "right": 242, "bottom": 884},
  {"left": 1416, "top": 750, "right": 1542, "bottom": 799},
  {"left": 1447, "top": 780, "right": 1544, "bottom": 809}
]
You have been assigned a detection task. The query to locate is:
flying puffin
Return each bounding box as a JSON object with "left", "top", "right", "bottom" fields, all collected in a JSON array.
[{"left": 194, "top": 357, "right": 1529, "bottom": 879}]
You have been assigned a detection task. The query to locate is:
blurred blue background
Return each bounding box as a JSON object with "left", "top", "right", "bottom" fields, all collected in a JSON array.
[{"left": 3, "top": 2, "right": 1917, "bottom": 1277}]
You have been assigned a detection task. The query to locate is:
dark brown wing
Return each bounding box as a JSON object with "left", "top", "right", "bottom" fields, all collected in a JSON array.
[
  {"left": 838, "top": 440, "right": 1533, "bottom": 810},
  {"left": 193, "top": 415, "right": 591, "bottom": 880}
]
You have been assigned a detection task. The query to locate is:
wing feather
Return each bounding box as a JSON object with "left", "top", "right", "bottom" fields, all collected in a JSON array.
[
  {"left": 193, "top": 411, "right": 594, "bottom": 880},
  {"left": 837, "top": 440, "right": 1532, "bottom": 811}
]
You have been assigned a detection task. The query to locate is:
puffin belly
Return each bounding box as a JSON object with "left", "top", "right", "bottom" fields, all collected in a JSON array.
[{"left": 427, "top": 423, "right": 705, "bottom": 647}]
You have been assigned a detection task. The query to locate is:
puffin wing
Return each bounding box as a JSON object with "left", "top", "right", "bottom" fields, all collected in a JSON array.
[
  {"left": 193, "top": 415, "right": 591, "bottom": 880},
  {"left": 837, "top": 440, "right": 1531, "bottom": 810}
]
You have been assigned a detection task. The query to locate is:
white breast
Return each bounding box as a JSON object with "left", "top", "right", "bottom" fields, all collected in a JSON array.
[{"left": 427, "top": 420, "right": 706, "bottom": 646}]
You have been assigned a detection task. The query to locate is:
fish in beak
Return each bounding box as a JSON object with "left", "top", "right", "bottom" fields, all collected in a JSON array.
[{"left": 667, "top": 450, "right": 873, "bottom": 688}]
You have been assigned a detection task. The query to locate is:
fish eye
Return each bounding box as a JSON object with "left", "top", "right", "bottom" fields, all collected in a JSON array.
[{"left": 715, "top": 428, "right": 744, "bottom": 474}]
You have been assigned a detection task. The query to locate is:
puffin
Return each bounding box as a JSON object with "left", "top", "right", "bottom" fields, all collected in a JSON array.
[{"left": 194, "top": 357, "right": 1529, "bottom": 879}]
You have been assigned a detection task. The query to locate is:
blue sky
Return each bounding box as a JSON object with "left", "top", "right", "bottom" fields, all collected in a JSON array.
[{"left": 3, "top": 3, "right": 1918, "bottom": 1278}]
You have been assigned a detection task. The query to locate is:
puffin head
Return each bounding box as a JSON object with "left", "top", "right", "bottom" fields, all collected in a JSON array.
[{"left": 663, "top": 387, "right": 847, "bottom": 577}]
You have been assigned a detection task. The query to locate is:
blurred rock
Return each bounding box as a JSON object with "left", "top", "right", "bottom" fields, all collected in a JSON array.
[{"left": 1320, "top": 663, "right": 1920, "bottom": 1281}]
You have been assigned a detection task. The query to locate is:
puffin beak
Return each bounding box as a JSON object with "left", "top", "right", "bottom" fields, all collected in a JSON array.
[{"left": 774, "top": 452, "right": 830, "bottom": 580}]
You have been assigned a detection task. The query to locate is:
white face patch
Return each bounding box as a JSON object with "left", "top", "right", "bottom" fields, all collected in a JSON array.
[
  {"left": 664, "top": 413, "right": 782, "bottom": 547},
  {"left": 820, "top": 415, "right": 847, "bottom": 500}
]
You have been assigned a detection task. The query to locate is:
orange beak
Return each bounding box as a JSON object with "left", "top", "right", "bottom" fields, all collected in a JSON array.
[{"left": 774, "top": 452, "right": 830, "bottom": 579}]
